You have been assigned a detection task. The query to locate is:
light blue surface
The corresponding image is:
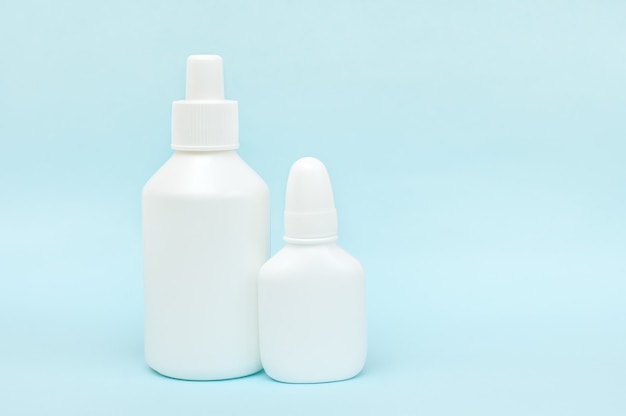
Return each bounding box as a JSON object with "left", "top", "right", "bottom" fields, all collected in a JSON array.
[{"left": 1, "top": 1, "right": 625, "bottom": 414}]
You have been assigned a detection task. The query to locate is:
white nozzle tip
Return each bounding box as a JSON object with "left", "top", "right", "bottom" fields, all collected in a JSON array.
[
  {"left": 186, "top": 55, "right": 224, "bottom": 100},
  {"left": 286, "top": 157, "right": 335, "bottom": 212},
  {"left": 284, "top": 157, "right": 337, "bottom": 241}
]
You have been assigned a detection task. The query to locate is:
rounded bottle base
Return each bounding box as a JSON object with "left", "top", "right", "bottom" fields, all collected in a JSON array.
[{"left": 147, "top": 360, "right": 263, "bottom": 381}]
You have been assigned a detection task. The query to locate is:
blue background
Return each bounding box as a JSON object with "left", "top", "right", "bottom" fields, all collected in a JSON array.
[{"left": 1, "top": 1, "right": 624, "bottom": 414}]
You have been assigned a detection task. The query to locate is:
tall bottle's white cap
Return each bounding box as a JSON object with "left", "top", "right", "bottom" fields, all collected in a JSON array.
[
  {"left": 171, "top": 55, "right": 239, "bottom": 151},
  {"left": 284, "top": 157, "right": 338, "bottom": 243}
]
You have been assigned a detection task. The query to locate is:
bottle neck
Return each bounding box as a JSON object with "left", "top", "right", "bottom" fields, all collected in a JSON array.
[
  {"left": 170, "top": 149, "right": 242, "bottom": 164},
  {"left": 173, "top": 149, "right": 238, "bottom": 155},
  {"left": 283, "top": 235, "right": 338, "bottom": 245}
]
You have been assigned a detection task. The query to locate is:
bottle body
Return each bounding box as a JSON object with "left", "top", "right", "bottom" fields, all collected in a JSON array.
[
  {"left": 143, "top": 150, "right": 269, "bottom": 380},
  {"left": 258, "top": 242, "right": 367, "bottom": 383}
]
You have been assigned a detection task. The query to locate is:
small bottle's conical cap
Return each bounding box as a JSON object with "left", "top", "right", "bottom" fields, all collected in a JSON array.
[{"left": 284, "top": 157, "right": 338, "bottom": 243}]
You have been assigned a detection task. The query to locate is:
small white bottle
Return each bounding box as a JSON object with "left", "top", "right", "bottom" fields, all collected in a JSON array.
[
  {"left": 142, "top": 55, "right": 269, "bottom": 380},
  {"left": 258, "top": 157, "right": 367, "bottom": 383}
]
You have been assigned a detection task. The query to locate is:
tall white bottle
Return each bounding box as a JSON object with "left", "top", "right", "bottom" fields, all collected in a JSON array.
[
  {"left": 142, "top": 55, "right": 269, "bottom": 380},
  {"left": 258, "top": 157, "right": 367, "bottom": 383}
]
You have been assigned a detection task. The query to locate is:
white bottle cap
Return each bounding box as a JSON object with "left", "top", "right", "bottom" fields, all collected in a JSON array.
[
  {"left": 284, "top": 157, "right": 338, "bottom": 243},
  {"left": 171, "top": 55, "right": 239, "bottom": 151}
]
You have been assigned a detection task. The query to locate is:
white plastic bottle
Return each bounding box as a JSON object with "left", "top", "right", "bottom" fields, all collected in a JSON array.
[
  {"left": 258, "top": 157, "right": 367, "bottom": 383},
  {"left": 142, "top": 55, "right": 269, "bottom": 380}
]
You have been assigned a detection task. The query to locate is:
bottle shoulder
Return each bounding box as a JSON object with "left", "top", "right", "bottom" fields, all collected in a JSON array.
[
  {"left": 143, "top": 151, "right": 268, "bottom": 197},
  {"left": 260, "top": 243, "right": 364, "bottom": 280}
]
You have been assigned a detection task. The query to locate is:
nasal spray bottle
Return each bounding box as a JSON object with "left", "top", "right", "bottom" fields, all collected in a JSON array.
[
  {"left": 258, "top": 157, "right": 367, "bottom": 383},
  {"left": 142, "top": 55, "right": 269, "bottom": 380}
]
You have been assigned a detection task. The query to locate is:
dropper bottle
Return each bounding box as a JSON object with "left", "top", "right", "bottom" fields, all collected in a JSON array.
[
  {"left": 258, "top": 157, "right": 367, "bottom": 383},
  {"left": 142, "top": 55, "right": 269, "bottom": 380}
]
